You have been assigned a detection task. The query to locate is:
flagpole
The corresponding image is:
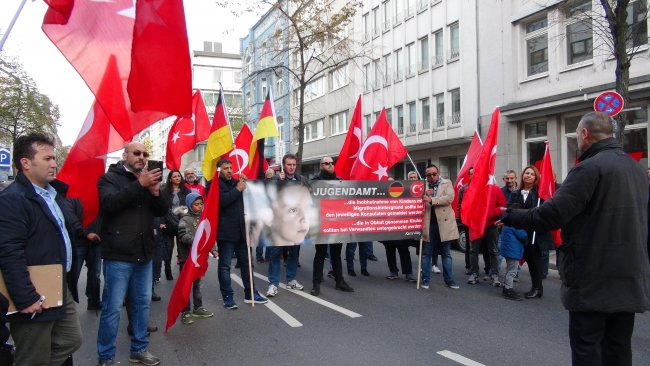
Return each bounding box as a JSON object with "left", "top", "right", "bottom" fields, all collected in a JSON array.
[
  {"left": 531, "top": 198, "right": 540, "bottom": 244},
  {"left": 0, "top": 0, "right": 28, "bottom": 53},
  {"left": 219, "top": 82, "right": 242, "bottom": 176},
  {"left": 416, "top": 238, "right": 424, "bottom": 289},
  {"left": 406, "top": 153, "right": 422, "bottom": 180}
]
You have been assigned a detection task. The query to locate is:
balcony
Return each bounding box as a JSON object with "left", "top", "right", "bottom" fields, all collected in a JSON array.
[
  {"left": 382, "top": 20, "right": 391, "bottom": 31},
  {"left": 449, "top": 112, "right": 461, "bottom": 125},
  {"left": 432, "top": 54, "right": 444, "bottom": 67},
  {"left": 436, "top": 115, "right": 445, "bottom": 128},
  {"left": 419, "top": 59, "right": 429, "bottom": 72},
  {"left": 383, "top": 74, "right": 392, "bottom": 86},
  {"left": 406, "top": 5, "right": 415, "bottom": 18},
  {"left": 372, "top": 27, "right": 380, "bottom": 38},
  {"left": 397, "top": 125, "right": 404, "bottom": 135},
  {"left": 372, "top": 80, "right": 381, "bottom": 90},
  {"left": 395, "top": 69, "right": 403, "bottom": 81},
  {"left": 417, "top": 0, "right": 428, "bottom": 12},
  {"left": 421, "top": 120, "right": 430, "bottom": 131},
  {"left": 393, "top": 13, "right": 402, "bottom": 26},
  {"left": 364, "top": 32, "right": 370, "bottom": 43},
  {"left": 406, "top": 64, "right": 416, "bottom": 77},
  {"left": 408, "top": 123, "right": 417, "bottom": 133},
  {"left": 447, "top": 47, "right": 460, "bottom": 61}
]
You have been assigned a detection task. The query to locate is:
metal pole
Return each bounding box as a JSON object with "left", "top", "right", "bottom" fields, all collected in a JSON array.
[
  {"left": 406, "top": 153, "right": 422, "bottom": 180},
  {"left": 0, "top": 0, "right": 30, "bottom": 53}
]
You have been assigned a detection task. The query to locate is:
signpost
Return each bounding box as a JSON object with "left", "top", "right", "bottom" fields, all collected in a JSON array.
[{"left": 594, "top": 91, "right": 624, "bottom": 117}]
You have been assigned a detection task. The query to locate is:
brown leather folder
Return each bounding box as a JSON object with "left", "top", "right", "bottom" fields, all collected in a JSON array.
[{"left": 0, "top": 264, "right": 64, "bottom": 313}]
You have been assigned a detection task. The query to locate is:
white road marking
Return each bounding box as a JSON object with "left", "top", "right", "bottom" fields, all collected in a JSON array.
[
  {"left": 437, "top": 351, "right": 485, "bottom": 366},
  {"left": 230, "top": 274, "right": 303, "bottom": 327},
  {"left": 253, "top": 272, "right": 362, "bottom": 318}
]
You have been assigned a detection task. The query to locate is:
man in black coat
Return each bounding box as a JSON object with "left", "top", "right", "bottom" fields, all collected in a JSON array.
[
  {"left": 0, "top": 133, "right": 82, "bottom": 365},
  {"left": 500, "top": 112, "right": 650, "bottom": 366},
  {"left": 96, "top": 141, "right": 167, "bottom": 366}
]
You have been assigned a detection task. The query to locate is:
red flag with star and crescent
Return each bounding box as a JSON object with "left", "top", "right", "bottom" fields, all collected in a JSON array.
[
  {"left": 165, "top": 92, "right": 212, "bottom": 170},
  {"left": 335, "top": 95, "right": 363, "bottom": 180},
  {"left": 461, "top": 107, "right": 500, "bottom": 240},
  {"left": 537, "top": 141, "right": 562, "bottom": 245},
  {"left": 42, "top": 0, "right": 192, "bottom": 139},
  {"left": 350, "top": 108, "right": 407, "bottom": 180},
  {"left": 452, "top": 131, "right": 483, "bottom": 217},
  {"left": 221, "top": 124, "right": 268, "bottom": 180}
]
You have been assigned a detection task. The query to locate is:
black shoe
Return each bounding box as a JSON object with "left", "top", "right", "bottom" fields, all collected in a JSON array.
[
  {"left": 335, "top": 281, "right": 354, "bottom": 292},
  {"left": 127, "top": 324, "right": 150, "bottom": 337},
  {"left": 147, "top": 324, "right": 158, "bottom": 332},
  {"left": 361, "top": 269, "right": 370, "bottom": 276},
  {"left": 310, "top": 283, "right": 320, "bottom": 296},
  {"left": 524, "top": 287, "right": 543, "bottom": 299},
  {"left": 297, "top": 262, "right": 301, "bottom": 267},
  {"left": 348, "top": 270, "right": 357, "bottom": 276},
  {"left": 368, "top": 255, "right": 379, "bottom": 261},
  {"left": 129, "top": 351, "right": 160, "bottom": 366},
  {"left": 165, "top": 268, "right": 173, "bottom": 281},
  {"left": 502, "top": 288, "right": 523, "bottom": 301},
  {"left": 87, "top": 302, "right": 103, "bottom": 310},
  {"left": 151, "top": 292, "right": 161, "bottom": 301},
  {"left": 235, "top": 262, "right": 241, "bottom": 269}
]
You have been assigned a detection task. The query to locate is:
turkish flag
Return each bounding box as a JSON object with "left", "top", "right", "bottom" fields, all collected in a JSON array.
[
  {"left": 166, "top": 165, "right": 219, "bottom": 333},
  {"left": 350, "top": 108, "right": 407, "bottom": 180},
  {"left": 165, "top": 92, "right": 212, "bottom": 170},
  {"left": 222, "top": 124, "right": 268, "bottom": 180},
  {"left": 452, "top": 131, "right": 483, "bottom": 217},
  {"left": 537, "top": 141, "right": 562, "bottom": 245},
  {"left": 128, "top": 0, "right": 192, "bottom": 116},
  {"left": 461, "top": 107, "right": 500, "bottom": 240},
  {"left": 335, "top": 95, "right": 363, "bottom": 180},
  {"left": 42, "top": 0, "right": 191, "bottom": 139},
  {"left": 57, "top": 101, "right": 128, "bottom": 227}
]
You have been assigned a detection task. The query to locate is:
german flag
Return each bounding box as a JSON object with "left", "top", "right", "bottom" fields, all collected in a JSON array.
[
  {"left": 249, "top": 90, "right": 279, "bottom": 176},
  {"left": 202, "top": 86, "right": 234, "bottom": 181},
  {"left": 389, "top": 182, "right": 404, "bottom": 198}
]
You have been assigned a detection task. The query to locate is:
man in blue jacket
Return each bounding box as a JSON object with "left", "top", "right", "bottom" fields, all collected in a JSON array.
[
  {"left": 0, "top": 133, "right": 82, "bottom": 365},
  {"left": 216, "top": 158, "right": 267, "bottom": 309}
]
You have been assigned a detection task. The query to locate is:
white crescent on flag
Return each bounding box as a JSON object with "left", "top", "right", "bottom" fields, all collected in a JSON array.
[
  {"left": 182, "top": 113, "right": 196, "bottom": 136},
  {"left": 190, "top": 219, "right": 211, "bottom": 267},
  {"left": 349, "top": 127, "right": 363, "bottom": 158},
  {"left": 359, "top": 136, "right": 388, "bottom": 168},
  {"left": 229, "top": 148, "right": 249, "bottom": 175}
]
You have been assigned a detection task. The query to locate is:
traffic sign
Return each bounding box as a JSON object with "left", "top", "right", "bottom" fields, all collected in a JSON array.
[
  {"left": 594, "top": 91, "right": 624, "bottom": 117},
  {"left": 0, "top": 148, "right": 10, "bottom": 168}
]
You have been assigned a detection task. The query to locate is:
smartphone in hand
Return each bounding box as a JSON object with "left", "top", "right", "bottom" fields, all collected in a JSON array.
[{"left": 147, "top": 160, "right": 164, "bottom": 182}]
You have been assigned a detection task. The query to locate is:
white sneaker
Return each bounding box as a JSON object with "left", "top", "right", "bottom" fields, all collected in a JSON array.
[
  {"left": 432, "top": 265, "right": 441, "bottom": 274},
  {"left": 266, "top": 284, "right": 278, "bottom": 297},
  {"left": 286, "top": 280, "right": 304, "bottom": 290}
]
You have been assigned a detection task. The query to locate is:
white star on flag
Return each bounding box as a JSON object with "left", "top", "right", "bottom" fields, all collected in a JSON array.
[
  {"left": 171, "top": 131, "right": 180, "bottom": 144},
  {"left": 373, "top": 163, "right": 388, "bottom": 180},
  {"left": 117, "top": 0, "right": 167, "bottom": 36}
]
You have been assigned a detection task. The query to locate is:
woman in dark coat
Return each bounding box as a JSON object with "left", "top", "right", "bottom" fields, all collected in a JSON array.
[
  {"left": 160, "top": 170, "right": 191, "bottom": 280},
  {"left": 505, "top": 165, "right": 554, "bottom": 299}
]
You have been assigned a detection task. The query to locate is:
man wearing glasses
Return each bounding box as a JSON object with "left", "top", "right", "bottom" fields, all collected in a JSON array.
[
  {"left": 96, "top": 142, "right": 168, "bottom": 366},
  {"left": 421, "top": 165, "right": 460, "bottom": 290}
]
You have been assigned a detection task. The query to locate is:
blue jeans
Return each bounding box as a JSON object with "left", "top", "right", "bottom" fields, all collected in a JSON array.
[
  {"left": 345, "top": 242, "right": 368, "bottom": 271},
  {"left": 75, "top": 244, "right": 102, "bottom": 305},
  {"left": 268, "top": 246, "right": 298, "bottom": 286},
  {"left": 366, "top": 242, "right": 374, "bottom": 256},
  {"left": 217, "top": 240, "right": 254, "bottom": 298},
  {"left": 542, "top": 249, "right": 550, "bottom": 276},
  {"left": 97, "top": 260, "right": 152, "bottom": 361},
  {"left": 256, "top": 246, "right": 271, "bottom": 261},
  {"left": 422, "top": 225, "right": 455, "bottom": 285}
]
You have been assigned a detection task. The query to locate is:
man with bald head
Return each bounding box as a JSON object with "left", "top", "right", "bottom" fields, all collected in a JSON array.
[
  {"left": 96, "top": 142, "right": 168, "bottom": 366},
  {"left": 500, "top": 112, "right": 650, "bottom": 365},
  {"left": 184, "top": 168, "right": 205, "bottom": 196}
]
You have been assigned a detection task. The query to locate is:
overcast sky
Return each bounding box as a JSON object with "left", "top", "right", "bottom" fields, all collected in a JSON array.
[{"left": 0, "top": 0, "right": 265, "bottom": 146}]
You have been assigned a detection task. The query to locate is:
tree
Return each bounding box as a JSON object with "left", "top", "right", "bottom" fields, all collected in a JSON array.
[
  {"left": 223, "top": 0, "right": 373, "bottom": 171},
  {"left": 0, "top": 56, "right": 61, "bottom": 146},
  {"left": 554, "top": 0, "right": 648, "bottom": 143}
]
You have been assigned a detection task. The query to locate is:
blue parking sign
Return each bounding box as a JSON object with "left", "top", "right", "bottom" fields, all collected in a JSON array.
[{"left": 0, "top": 148, "right": 10, "bottom": 168}]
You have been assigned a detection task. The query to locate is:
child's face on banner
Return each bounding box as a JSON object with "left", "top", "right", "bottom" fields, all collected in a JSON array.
[{"left": 271, "top": 185, "right": 312, "bottom": 245}]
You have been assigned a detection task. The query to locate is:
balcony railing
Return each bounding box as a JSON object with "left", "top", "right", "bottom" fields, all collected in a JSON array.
[
  {"left": 447, "top": 47, "right": 460, "bottom": 60},
  {"left": 432, "top": 54, "right": 444, "bottom": 67},
  {"left": 409, "top": 123, "right": 417, "bottom": 133},
  {"left": 372, "top": 27, "right": 380, "bottom": 38},
  {"left": 395, "top": 69, "right": 403, "bottom": 81},
  {"left": 373, "top": 80, "right": 381, "bottom": 90},
  {"left": 406, "top": 64, "right": 416, "bottom": 77},
  {"left": 417, "top": 0, "right": 428, "bottom": 12},
  {"left": 449, "top": 112, "right": 461, "bottom": 125},
  {"left": 436, "top": 115, "right": 445, "bottom": 128},
  {"left": 421, "top": 120, "right": 430, "bottom": 131},
  {"left": 397, "top": 125, "right": 404, "bottom": 134},
  {"left": 393, "top": 13, "right": 402, "bottom": 26},
  {"left": 364, "top": 32, "right": 370, "bottom": 42},
  {"left": 406, "top": 5, "right": 415, "bottom": 18},
  {"left": 364, "top": 83, "right": 371, "bottom": 93},
  {"left": 383, "top": 74, "right": 392, "bottom": 86},
  {"left": 382, "top": 20, "right": 391, "bottom": 31},
  {"left": 419, "top": 59, "right": 429, "bottom": 71}
]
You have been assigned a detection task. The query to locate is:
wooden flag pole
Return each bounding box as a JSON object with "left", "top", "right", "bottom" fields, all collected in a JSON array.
[
  {"left": 243, "top": 210, "right": 255, "bottom": 307},
  {"left": 416, "top": 237, "right": 424, "bottom": 289}
]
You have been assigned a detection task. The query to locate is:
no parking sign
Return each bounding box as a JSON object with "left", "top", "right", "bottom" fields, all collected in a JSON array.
[{"left": 594, "top": 91, "right": 624, "bottom": 117}]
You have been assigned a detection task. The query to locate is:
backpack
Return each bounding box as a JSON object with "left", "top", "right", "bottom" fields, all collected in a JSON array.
[{"left": 163, "top": 208, "right": 180, "bottom": 236}]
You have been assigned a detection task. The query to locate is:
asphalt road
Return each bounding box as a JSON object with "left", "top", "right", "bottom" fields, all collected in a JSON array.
[{"left": 71, "top": 245, "right": 650, "bottom": 366}]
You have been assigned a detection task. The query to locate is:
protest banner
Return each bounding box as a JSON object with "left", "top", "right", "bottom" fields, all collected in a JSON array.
[{"left": 243, "top": 180, "right": 425, "bottom": 246}]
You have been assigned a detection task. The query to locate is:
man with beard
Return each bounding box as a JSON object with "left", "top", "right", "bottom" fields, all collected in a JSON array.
[{"left": 184, "top": 168, "right": 205, "bottom": 196}]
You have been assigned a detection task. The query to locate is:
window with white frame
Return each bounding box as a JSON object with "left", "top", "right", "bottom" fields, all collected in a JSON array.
[
  {"left": 408, "top": 102, "right": 416, "bottom": 132},
  {"left": 245, "top": 55, "right": 252, "bottom": 75},
  {"left": 406, "top": 43, "right": 415, "bottom": 76},
  {"left": 365, "top": 114, "right": 372, "bottom": 135},
  {"left": 364, "top": 64, "right": 371, "bottom": 92},
  {"left": 626, "top": 0, "right": 648, "bottom": 49},
  {"left": 421, "top": 97, "right": 430, "bottom": 130},
  {"left": 330, "top": 110, "right": 349, "bottom": 135},
  {"left": 420, "top": 36, "right": 429, "bottom": 70},
  {"left": 386, "top": 108, "right": 392, "bottom": 126},
  {"left": 383, "top": 0, "right": 391, "bottom": 30},
  {"left": 397, "top": 105, "right": 404, "bottom": 134},
  {"left": 565, "top": 0, "right": 593, "bottom": 65},
  {"left": 330, "top": 64, "right": 349, "bottom": 91},
  {"left": 245, "top": 91, "right": 251, "bottom": 112},
  {"left": 277, "top": 116, "right": 284, "bottom": 142},
  {"left": 234, "top": 71, "right": 242, "bottom": 84},
  {"left": 304, "top": 119, "right": 324, "bottom": 142},
  {"left": 251, "top": 82, "right": 256, "bottom": 103},
  {"left": 450, "top": 89, "right": 460, "bottom": 125},
  {"left": 276, "top": 71, "right": 284, "bottom": 96},
  {"left": 304, "top": 77, "right": 325, "bottom": 102},
  {"left": 433, "top": 30, "right": 443, "bottom": 66},
  {"left": 374, "top": 60, "right": 381, "bottom": 89},
  {"left": 372, "top": 7, "right": 380, "bottom": 37},
  {"left": 395, "top": 48, "right": 403, "bottom": 80},
  {"left": 394, "top": 0, "right": 403, "bottom": 24},
  {"left": 195, "top": 144, "right": 206, "bottom": 162},
  {"left": 261, "top": 78, "right": 267, "bottom": 99},
  {"left": 448, "top": 23, "right": 460, "bottom": 60},
  {"left": 435, "top": 93, "right": 444, "bottom": 128},
  {"left": 363, "top": 13, "right": 370, "bottom": 42},
  {"left": 524, "top": 121, "right": 548, "bottom": 166},
  {"left": 383, "top": 54, "right": 392, "bottom": 84},
  {"left": 260, "top": 43, "right": 267, "bottom": 68},
  {"left": 406, "top": 0, "right": 415, "bottom": 18},
  {"left": 525, "top": 16, "right": 549, "bottom": 76}
]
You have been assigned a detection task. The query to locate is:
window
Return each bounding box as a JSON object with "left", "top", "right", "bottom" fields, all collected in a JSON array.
[
  {"left": 406, "top": 0, "right": 415, "bottom": 18},
  {"left": 245, "top": 56, "right": 252, "bottom": 75},
  {"left": 421, "top": 97, "right": 430, "bottom": 130},
  {"left": 292, "top": 89, "right": 300, "bottom": 105},
  {"left": 395, "top": 49, "right": 403, "bottom": 80},
  {"left": 364, "top": 64, "right": 371, "bottom": 92},
  {"left": 383, "top": 1, "right": 391, "bottom": 30},
  {"left": 383, "top": 54, "right": 392, "bottom": 85},
  {"left": 304, "top": 119, "right": 324, "bottom": 141},
  {"left": 448, "top": 23, "right": 460, "bottom": 60},
  {"left": 304, "top": 77, "right": 325, "bottom": 102},
  {"left": 372, "top": 7, "right": 380, "bottom": 37},
  {"left": 330, "top": 111, "right": 349, "bottom": 135},
  {"left": 277, "top": 116, "right": 284, "bottom": 142},
  {"left": 195, "top": 144, "right": 206, "bottom": 162},
  {"left": 626, "top": 0, "right": 648, "bottom": 49},
  {"left": 386, "top": 108, "right": 392, "bottom": 124},
  {"left": 330, "top": 64, "right": 349, "bottom": 90},
  {"left": 261, "top": 78, "right": 267, "bottom": 99},
  {"left": 276, "top": 71, "right": 284, "bottom": 96},
  {"left": 397, "top": 105, "right": 404, "bottom": 134},
  {"left": 260, "top": 43, "right": 267, "bottom": 68},
  {"left": 245, "top": 91, "right": 251, "bottom": 112},
  {"left": 420, "top": 37, "right": 429, "bottom": 71},
  {"left": 363, "top": 13, "right": 370, "bottom": 42},
  {"left": 525, "top": 17, "right": 549, "bottom": 76},
  {"left": 406, "top": 43, "right": 415, "bottom": 76},
  {"left": 293, "top": 51, "right": 299, "bottom": 69},
  {"left": 450, "top": 89, "right": 461, "bottom": 125},
  {"left": 394, "top": 0, "right": 403, "bottom": 24},
  {"left": 418, "top": 0, "right": 428, "bottom": 12},
  {"left": 408, "top": 102, "right": 416, "bottom": 133},
  {"left": 433, "top": 30, "right": 443, "bottom": 66},
  {"left": 202, "top": 91, "right": 217, "bottom": 108},
  {"left": 234, "top": 71, "right": 242, "bottom": 84},
  {"left": 374, "top": 60, "right": 381, "bottom": 89},
  {"left": 365, "top": 114, "right": 372, "bottom": 135},
  {"left": 523, "top": 121, "right": 547, "bottom": 167},
  {"left": 435, "top": 93, "right": 444, "bottom": 128},
  {"left": 251, "top": 82, "right": 256, "bottom": 103},
  {"left": 565, "top": 0, "right": 593, "bottom": 65}
]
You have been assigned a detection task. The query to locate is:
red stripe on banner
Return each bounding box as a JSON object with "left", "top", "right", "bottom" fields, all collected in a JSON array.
[
  {"left": 319, "top": 199, "right": 425, "bottom": 219},
  {"left": 321, "top": 217, "right": 424, "bottom": 235}
]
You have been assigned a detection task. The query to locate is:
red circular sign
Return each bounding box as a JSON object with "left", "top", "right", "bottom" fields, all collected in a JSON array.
[
  {"left": 410, "top": 181, "right": 424, "bottom": 197},
  {"left": 594, "top": 91, "right": 624, "bottom": 117}
]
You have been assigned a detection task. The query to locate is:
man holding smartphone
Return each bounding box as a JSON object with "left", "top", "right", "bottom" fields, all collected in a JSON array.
[{"left": 96, "top": 142, "right": 168, "bottom": 366}]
